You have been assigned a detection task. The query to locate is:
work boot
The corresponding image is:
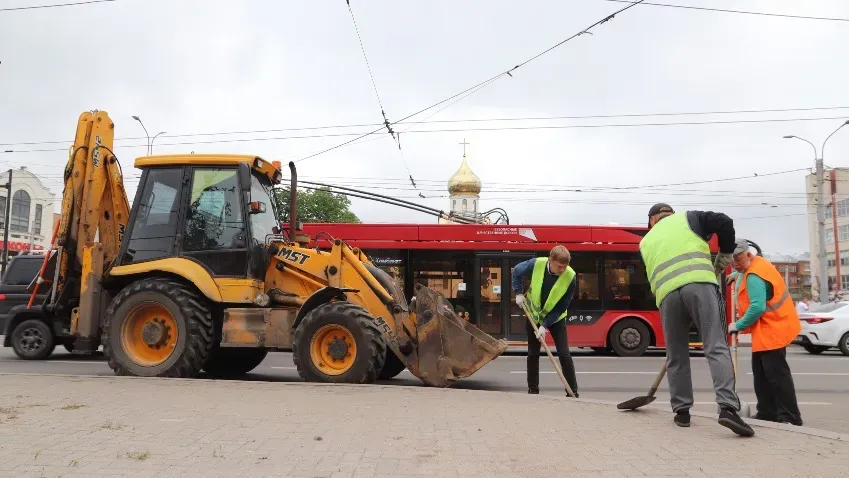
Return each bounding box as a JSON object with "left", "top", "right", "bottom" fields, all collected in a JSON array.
[
  {"left": 674, "top": 410, "right": 690, "bottom": 427},
  {"left": 718, "top": 407, "right": 755, "bottom": 437},
  {"left": 528, "top": 387, "right": 539, "bottom": 395},
  {"left": 753, "top": 412, "right": 777, "bottom": 422}
]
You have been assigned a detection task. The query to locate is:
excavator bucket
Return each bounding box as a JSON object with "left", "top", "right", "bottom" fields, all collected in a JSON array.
[{"left": 401, "top": 283, "right": 508, "bottom": 387}]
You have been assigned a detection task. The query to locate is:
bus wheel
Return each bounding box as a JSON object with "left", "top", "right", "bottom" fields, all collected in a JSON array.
[{"left": 609, "top": 318, "right": 651, "bottom": 357}]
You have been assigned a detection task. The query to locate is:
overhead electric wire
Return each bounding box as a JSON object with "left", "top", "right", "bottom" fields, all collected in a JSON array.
[
  {"left": 4, "top": 105, "right": 848, "bottom": 148},
  {"left": 0, "top": 0, "right": 119, "bottom": 12},
  {"left": 604, "top": 0, "right": 849, "bottom": 23},
  {"left": 292, "top": 0, "right": 648, "bottom": 163}
]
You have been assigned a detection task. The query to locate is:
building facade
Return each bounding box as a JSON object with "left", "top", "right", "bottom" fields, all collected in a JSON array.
[
  {"left": 439, "top": 144, "right": 483, "bottom": 225},
  {"left": 806, "top": 167, "right": 849, "bottom": 301},
  {"left": 0, "top": 167, "right": 56, "bottom": 264},
  {"left": 763, "top": 253, "right": 811, "bottom": 300}
]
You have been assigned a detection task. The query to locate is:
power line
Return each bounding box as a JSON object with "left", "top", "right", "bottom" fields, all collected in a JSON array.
[
  {"left": 292, "top": 0, "right": 648, "bottom": 163},
  {"left": 604, "top": 0, "right": 849, "bottom": 23},
  {"left": 0, "top": 0, "right": 119, "bottom": 12},
  {"left": 4, "top": 105, "right": 848, "bottom": 148}
]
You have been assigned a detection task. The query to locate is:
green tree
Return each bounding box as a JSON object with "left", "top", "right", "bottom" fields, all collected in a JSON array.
[{"left": 274, "top": 186, "right": 361, "bottom": 223}]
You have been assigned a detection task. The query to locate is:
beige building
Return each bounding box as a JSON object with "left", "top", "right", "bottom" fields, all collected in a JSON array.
[
  {"left": 0, "top": 166, "right": 57, "bottom": 261},
  {"left": 805, "top": 167, "right": 849, "bottom": 301},
  {"left": 439, "top": 143, "right": 483, "bottom": 225}
]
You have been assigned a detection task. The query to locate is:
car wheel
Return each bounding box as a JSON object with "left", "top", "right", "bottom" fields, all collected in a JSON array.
[
  {"left": 11, "top": 319, "right": 56, "bottom": 360},
  {"left": 803, "top": 344, "right": 830, "bottom": 355},
  {"left": 839, "top": 332, "right": 849, "bottom": 357}
]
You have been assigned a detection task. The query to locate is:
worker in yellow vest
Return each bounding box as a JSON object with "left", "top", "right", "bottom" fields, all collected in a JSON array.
[
  {"left": 729, "top": 238, "right": 803, "bottom": 426},
  {"left": 639, "top": 203, "right": 754, "bottom": 437},
  {"left": 513, "top": 245, "right": 579, "bottom": 396}
]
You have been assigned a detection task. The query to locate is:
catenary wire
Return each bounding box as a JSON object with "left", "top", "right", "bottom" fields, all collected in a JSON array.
[
  {"left": 0, "top": 0, "right": 120, "bottom": 12},
  {"left": 604, "top": 0, "right": 849, "bottom": 23},
  {"left": 291, "top": 0, "right": 649, "bottom": 163}
]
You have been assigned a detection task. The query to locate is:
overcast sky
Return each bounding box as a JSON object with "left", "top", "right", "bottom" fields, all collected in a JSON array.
[{"left": 2, "top": 0, "right": 848, "bottom": 254}]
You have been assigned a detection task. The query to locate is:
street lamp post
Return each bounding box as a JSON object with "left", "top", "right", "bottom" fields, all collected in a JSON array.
[
  {"left": 785, "top": 119, "right": 849, "bottom": 305},
  {"left": 150, "top": 131, "right": 167, "bottom": 154},
  {"left": 132, "top": 115, "right": 151, "bottom": 155}
]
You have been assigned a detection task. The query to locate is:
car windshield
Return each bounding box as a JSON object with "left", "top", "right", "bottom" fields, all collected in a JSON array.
[
  {"left": 808, "top": 302, "right": 849, "bottom": 314},
  {"left": 249, "top": 172, "right": 280, "bottom": 245}
]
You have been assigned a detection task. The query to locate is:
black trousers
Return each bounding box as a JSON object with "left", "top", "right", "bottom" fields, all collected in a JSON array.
[
  {"left": 526, "top": 319, "right": 578, "bottom": 394},
  {"left": 752, "top": 347, "right": 803, "bottom": 425}
]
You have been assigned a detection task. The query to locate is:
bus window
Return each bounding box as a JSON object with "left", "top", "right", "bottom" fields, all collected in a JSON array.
[
  {"left": 366, "top": 249, "right": 406, "bottom": 295},
  {"left": 410, "top": 252, "right": 475, "bottom": 322},
  {"left": 570, "top": 253, "right": 601, "bottom": 303},
  {"left": 603, "top": 257, "right": 654, "bottom": 310}
]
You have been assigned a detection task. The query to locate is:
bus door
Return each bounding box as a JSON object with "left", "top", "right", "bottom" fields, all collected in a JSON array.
[{"left": 473, "top": 252, "right": 535, "bottom": 342}]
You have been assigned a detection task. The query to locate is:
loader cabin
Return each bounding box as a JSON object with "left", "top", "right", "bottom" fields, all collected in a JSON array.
[{"left": 114, "top": 154, "right": 283, "bottom": 282}]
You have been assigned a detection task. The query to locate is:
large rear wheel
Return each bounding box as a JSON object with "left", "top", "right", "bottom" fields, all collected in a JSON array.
[
  {"left": 292, "top": 301, "right": 386, "bottom": 384},
  {"left": 103, "top": 279, "right": 213, "bottom": 378},
  {"left": 202, "top": 347, "right": 269, "bottom": 378}
]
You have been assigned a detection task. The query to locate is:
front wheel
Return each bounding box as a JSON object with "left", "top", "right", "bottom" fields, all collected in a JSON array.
[
  {"left": 292, "top": 301, "right": 387, "bottom": 384},
  {"left": 103, "top": 279, "right": 214, "bottom": 378},
  {"left": 803, "top": 344, "right": 830, "bottom": 355},
  {"left": 609, "top": 318, "right": 651, "bottom": 357},
  {"left": 11, "top": 319, "right": 55, "bottom": 360}
]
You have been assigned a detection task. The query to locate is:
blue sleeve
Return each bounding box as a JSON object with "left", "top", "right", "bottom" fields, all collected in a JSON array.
[
  {"left": 511, "top": 258, "right": 535, "bottom": 294},
  {"left": 542, "top": 275, "right": 576, "bottom": 329},
  {"left": 736, "top": 274, "right": 767, "bottom": 331}
]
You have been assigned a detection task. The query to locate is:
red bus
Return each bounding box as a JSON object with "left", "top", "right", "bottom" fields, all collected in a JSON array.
[{"left": 300, "top": 222, "right": 726, "bottom": 356}]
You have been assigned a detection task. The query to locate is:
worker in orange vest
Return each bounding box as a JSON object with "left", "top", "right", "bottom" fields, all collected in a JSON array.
[{"left": 729, "top": 238, "right": 803, "bottom": 426}]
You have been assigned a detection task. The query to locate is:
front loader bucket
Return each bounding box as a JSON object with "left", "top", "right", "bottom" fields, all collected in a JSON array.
[{"left": 403, "top": 283, "right": 508, "bottom": 387}]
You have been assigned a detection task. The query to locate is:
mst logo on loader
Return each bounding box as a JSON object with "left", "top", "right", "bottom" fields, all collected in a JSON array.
[{"left": 276, "top": 246, "right": 310, "bottom": 265}]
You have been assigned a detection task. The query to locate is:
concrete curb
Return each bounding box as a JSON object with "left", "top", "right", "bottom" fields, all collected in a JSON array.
[{"left": 3, "top": 371, "right": 848, "bottom": 443}]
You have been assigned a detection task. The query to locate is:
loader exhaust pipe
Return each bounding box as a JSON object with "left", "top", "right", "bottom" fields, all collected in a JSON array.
[{"left": 288, "top": 161, "right": 297, "bottom": 236}]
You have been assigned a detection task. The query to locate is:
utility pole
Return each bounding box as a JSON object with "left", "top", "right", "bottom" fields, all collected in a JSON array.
[
  {"left": 1, "top": 169, "right": 12, "bottom": 278},
  {"left": 785, "top": 119, "right": 849, "bottom": 305}
]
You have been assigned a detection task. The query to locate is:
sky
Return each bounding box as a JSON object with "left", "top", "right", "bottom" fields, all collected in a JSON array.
[{"left": 1, "top": 0, "right": 848, "bottom": 255}]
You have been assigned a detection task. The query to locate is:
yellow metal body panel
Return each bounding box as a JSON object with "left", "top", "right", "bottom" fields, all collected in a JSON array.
[
  {"left": 108, "top": 258, "right": 261, "bottom": 304},
  {"left": 134, "top": 154, "right": 280, "bottom": 183}
]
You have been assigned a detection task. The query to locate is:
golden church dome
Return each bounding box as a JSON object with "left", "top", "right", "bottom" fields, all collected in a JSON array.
[{"left": 447, "top": 157, "right": 482, "bottom": 195}]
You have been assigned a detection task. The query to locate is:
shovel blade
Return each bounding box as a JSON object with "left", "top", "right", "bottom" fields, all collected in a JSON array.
[{"left": 617, "top": 395, "right": 657, "bottom": 410}]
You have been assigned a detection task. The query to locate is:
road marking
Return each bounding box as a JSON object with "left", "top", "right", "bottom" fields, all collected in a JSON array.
[
  {"left": 269, "top": 366, "right": 297, "bottom": 370},
  {"left": 509, "top": 371, "right": 659, "bottom": 374},
  {"left": 0, "top": 360, "right": 103, "bottom": 365},
  {"left": 745, "top": 372, "right": 849, "bottom": 376}
]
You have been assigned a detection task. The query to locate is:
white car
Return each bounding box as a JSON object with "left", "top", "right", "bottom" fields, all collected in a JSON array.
[{"left": 797, "top": 301, "right": 849, "bottom": 356}]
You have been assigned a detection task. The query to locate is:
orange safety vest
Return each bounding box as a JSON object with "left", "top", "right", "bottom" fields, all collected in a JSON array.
[{"left": 736, "top": 256, "right": 802, "bottom": 352}]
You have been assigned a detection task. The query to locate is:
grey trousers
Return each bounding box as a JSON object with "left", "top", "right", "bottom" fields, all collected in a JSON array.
[{"left": 660, "top": 282, "right": 741, "bottom": 413}]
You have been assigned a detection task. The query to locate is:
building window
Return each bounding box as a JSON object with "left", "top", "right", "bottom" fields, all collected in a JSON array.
[
  {"left": 462, "top": 199, "right": 467, "bottom": 212},
  {"left": 826, "top": 228, "right": 834, "bottom": 243},
  {"left": 841, "top": 275, "right": 849, "bottom": 290},
  {"left": 839, "top": 199, "right": 849, "bottom": 217},
  {"left": 0, "top": 196, "right": 5, "bottom": 229},
  {"left": 826, "top": 206, "right": 832, "bottom": 219},
  {"left": 33, "top": 204, "right": 43, "bottom": 235},
  {"left": 840, "top": 225, "right": 849, "bottom": 242},
  {"left": 10, "top": 190, "right": 30, "bottom": 232}
]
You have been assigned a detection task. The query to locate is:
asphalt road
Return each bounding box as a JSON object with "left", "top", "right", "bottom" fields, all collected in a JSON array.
[{"left": 1, "top": 343, "right": 847, "bottom": 434}]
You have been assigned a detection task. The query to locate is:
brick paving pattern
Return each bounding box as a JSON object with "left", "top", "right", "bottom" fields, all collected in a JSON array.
[{"left": 0, "top": 374, "right": 847, "bottom": 477}]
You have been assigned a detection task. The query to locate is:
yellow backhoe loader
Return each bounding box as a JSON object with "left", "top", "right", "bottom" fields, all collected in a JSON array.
[{"left": 16, "top": 110, "right": 507, "bottom": 387}]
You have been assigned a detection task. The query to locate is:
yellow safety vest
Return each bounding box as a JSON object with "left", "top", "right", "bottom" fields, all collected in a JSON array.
[
  {"left": 527, "top": 257, "right": 576, "bottom": 325},
  {"left": 639, "top": 212, "right": 717, "bottom": 308}
]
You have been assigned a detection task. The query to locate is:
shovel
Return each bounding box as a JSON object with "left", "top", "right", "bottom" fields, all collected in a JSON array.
[{"left": 520, "top": 300, "right": 576, "bottom": 398}]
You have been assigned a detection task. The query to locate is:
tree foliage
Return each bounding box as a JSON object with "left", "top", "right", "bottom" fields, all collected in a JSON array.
[{"left": 273, "top": 186, "right": 361, "bottom": 224}]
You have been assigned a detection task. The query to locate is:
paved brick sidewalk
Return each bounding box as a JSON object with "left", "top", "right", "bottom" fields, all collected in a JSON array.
[{"left": 0, "top": 374, "right": 847, "bottom": 477}]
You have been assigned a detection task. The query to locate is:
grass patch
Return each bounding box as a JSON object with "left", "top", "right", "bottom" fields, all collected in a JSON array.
[{"left": 126, "top": 451, "right": 151, "bottom": 461}]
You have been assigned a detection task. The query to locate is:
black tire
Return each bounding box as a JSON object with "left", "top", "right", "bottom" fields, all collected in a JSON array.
[
  {"left": 803, "top": 344, "right": 830, "bottom": 355},
  {"left": 103, "top": 279, "right": 214, "bottom": 378},
  {"left": 10, "top": 319, "right": 55, "bottom": 360},
  {"left": 202, "top": 347, "right": 269, "bottom": 378},
  {"left": 63, "top": 343, "right": 74, "bottom": 353},
  {"left": 609, "top": 318, "right": 651, "bottom": 357},
  {"left": 378, "top": 353, "right": 407, "bottom": 380},
  {"left": 591, "top": 347, "right": 609, "bottom": 355},
  {"left": 839, "top": 332, "right": 849, "bottom": 357},
  {"left": 292, "top": 301, "right": 386, "bottom": 384}
]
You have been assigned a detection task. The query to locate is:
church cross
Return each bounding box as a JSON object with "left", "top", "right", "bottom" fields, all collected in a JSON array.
[{"left": 459, "top": 138, "right": 470, "bottom": 157}]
